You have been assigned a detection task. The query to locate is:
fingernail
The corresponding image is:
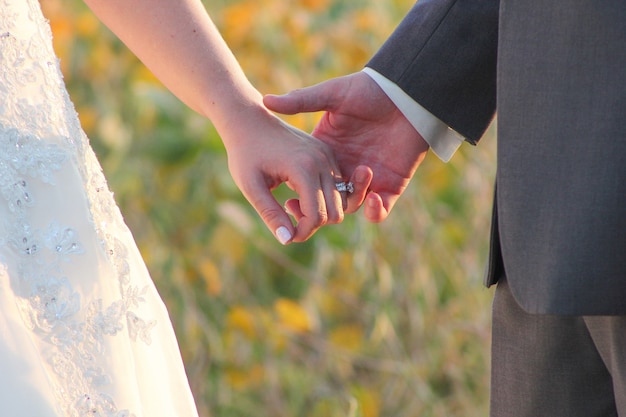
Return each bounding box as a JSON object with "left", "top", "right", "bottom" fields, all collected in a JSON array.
[{"left": 275, "top": 226, "right": 292, "bottom": 245}]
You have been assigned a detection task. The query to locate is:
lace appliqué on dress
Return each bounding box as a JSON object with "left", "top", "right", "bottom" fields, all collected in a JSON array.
[
  {"left": 1, "top": 1, "right": 157, "bottom": 415},
  {"left": 0, "top": 127, "right": 152, "bottom": 417}
]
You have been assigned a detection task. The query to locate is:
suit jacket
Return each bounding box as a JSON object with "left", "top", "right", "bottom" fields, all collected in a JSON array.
[{"left": 367, "top": 0, "right": 626, "bottom": 315}]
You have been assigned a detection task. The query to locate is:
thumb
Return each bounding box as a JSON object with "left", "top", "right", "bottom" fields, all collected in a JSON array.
[{"left": 263, "top": 80, "right": 338, "bottom": 115}]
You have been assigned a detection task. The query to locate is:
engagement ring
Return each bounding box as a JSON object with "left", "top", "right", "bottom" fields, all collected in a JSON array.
[{"left": 335, "top": 181, "right": 354, "bottom": 194}]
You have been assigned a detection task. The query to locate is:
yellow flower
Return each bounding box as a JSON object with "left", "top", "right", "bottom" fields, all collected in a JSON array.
[
  {"left": 226, "top": 306, "right": 257, "bottom": 338},
  {"left": 274, "top": 298, "right": 312, "bottom": 334}
]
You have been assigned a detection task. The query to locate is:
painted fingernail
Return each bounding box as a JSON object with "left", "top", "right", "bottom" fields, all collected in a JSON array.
[{"left": 275, "top": 226, "right": 292, "bottom": 245}]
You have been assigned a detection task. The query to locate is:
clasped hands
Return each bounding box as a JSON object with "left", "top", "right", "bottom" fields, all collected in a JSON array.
[{"left": 228, "top": 71, "right": 429, "bottom": 244}]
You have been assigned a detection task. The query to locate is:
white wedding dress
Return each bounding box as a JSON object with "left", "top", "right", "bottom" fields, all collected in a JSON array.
[{"left": 0, "top": 0, "right": 200, "bottom": 416}]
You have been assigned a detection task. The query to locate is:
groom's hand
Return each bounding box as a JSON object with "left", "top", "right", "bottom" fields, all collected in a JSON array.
[{"left": 264, "top": 71, "right": 430, "bottom": 223}]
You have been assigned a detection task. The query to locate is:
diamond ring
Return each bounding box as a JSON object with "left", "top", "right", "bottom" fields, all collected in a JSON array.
[{"left": 335, "top": 181, "right": 354, "bottom": 194}]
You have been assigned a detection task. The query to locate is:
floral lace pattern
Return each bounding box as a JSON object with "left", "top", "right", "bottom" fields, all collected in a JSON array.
[{"left": 0, "top": 0, "right": 157, "bottom": 415}]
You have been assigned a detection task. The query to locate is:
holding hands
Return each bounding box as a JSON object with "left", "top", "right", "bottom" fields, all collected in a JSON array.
[
  {"left": 223, "top": 70, "right": 432, "bottom": 243},
  {"left": 264, "top": 71, "right": 430, "bottom": 223},
  {"left": 219, "top": 104, "right": 372, "bottom": 244}
]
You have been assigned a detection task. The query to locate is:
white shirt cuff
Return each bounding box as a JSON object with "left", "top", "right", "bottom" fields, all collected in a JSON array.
[{"left": 362, "top": 67, "right": 463, "bottom": 162}]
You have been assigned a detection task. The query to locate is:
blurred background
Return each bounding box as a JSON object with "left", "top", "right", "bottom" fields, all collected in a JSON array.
[{"left": 43, "top": 0, "right": 497, "bottom": 415}]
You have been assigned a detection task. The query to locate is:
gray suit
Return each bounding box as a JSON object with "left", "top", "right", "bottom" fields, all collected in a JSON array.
[
  {"left": 366, "top": 0, "right": 626, "bottom": 414},
  {"left": 368, "top": 0, "right": 626, "bottom": 315}
]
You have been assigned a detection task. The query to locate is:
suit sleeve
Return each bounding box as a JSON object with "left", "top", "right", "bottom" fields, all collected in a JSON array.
[{"left": 367, "top": 0, "right": 499, "bottom": 144}]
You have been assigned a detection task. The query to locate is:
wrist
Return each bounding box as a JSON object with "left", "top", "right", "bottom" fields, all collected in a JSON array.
[
  {"left": 202, "top": 82, "right": 265, "bottom": 135},
  {"left": 210, "top": 95, "right": 278, "bottom": 149}
]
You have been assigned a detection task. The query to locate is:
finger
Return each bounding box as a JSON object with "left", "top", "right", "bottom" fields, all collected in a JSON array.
[
  {"left": 275, "top": 120, "right": 344, "bottom": 223},
  {"left": 345, "top": 165, "right": 373, "bottom": 213},
  {"left": 241, "top": 179, "right": 296, "bottom": 245},
  {"left": 291, "top": 187, "right": 327, "bottom": 242},
  {"left": 322, "top": 167, "right": 349, "bottom": 224},
  {"left": 324, "top": 182, "right": 348, "bottom": 224},
  {"left": 263, "top": 79, "right": 340, "bottom": 115},
  {"left": 363, "top": 192, "right": 390, "bottom": 223}
]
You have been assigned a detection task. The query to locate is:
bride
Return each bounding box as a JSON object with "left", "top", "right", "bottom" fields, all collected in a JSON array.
[{"left": 0, "top": 0, "right": 369, "bottom": 415}]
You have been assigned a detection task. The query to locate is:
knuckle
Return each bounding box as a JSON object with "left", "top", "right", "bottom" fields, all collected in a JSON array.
[
  {"left": 327, "top": 210, "right": 344, "bottom": 224},
  {"left": 258, "top": 205, "right": 283, "bottom": 225},
  {"left": 300, "top": 152, "right": 327, "bottom": 170},
  {"left": 312, "top": 210, "right": 328, "bottom": 226}
]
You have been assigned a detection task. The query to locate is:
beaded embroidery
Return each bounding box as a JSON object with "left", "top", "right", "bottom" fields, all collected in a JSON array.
[{"left": 0, "top": 0, "right": 156, "bottom": 415}]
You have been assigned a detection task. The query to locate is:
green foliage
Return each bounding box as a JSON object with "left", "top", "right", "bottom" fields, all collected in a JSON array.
[{"left": 45, "top": 0, "right": 497, "bottom": 415}]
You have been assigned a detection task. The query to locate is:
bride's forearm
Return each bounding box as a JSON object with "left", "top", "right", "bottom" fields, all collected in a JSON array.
[{"left": 82, "top": 0, "right": 263, "bottom": 141}]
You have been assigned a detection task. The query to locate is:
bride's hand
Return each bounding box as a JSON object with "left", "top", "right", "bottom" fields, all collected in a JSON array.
[{"left": 222, "top": 108, "right": 371, "bottom": 244}]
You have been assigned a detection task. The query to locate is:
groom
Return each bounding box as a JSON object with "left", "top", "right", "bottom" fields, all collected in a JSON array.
[{"left": 265, "top": 0, "right": 626, "bottom": 415}]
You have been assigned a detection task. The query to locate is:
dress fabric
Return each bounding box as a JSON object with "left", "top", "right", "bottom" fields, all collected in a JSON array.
[{"left": 0, "top": 0, "right": 199, "bottom": 416}]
